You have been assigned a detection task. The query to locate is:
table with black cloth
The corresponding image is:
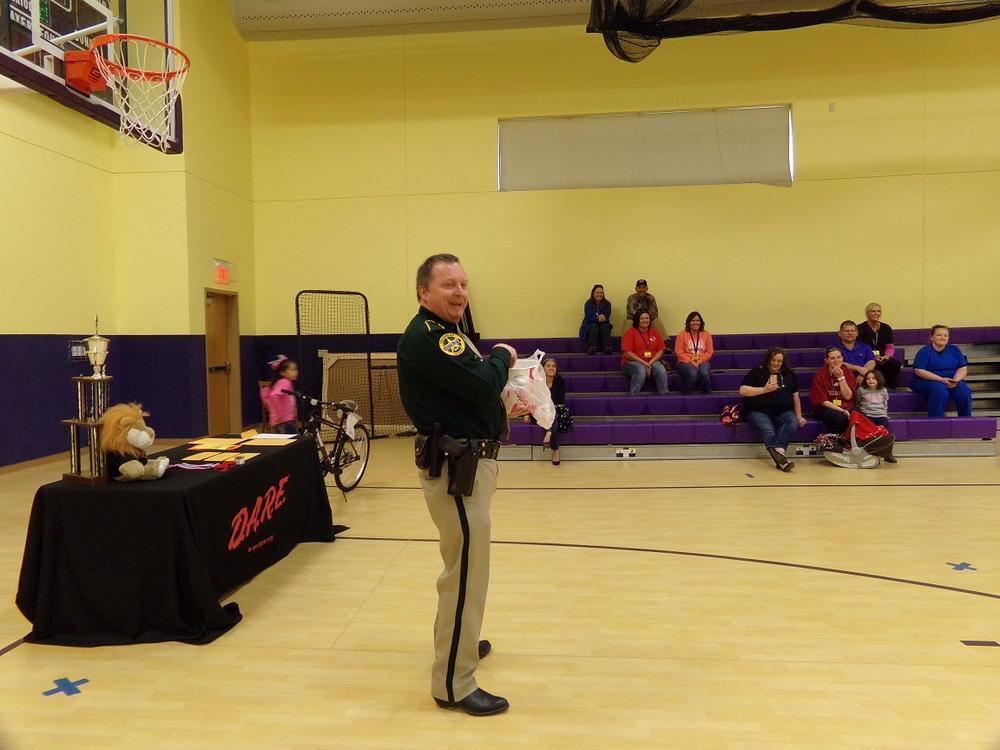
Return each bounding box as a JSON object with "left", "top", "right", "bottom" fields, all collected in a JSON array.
[{"left": 16, "top": 436, "right": 336, "bottom": 646}]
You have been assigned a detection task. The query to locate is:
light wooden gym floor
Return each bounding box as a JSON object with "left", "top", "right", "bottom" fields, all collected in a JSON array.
[{"left": 2, "top": 439, "right": 999, "bottom": 750}]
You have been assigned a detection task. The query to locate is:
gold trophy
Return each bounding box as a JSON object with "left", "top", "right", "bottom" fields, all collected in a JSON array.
[{"left": 63, "top": 317, "right": 112, "bottom": 484}]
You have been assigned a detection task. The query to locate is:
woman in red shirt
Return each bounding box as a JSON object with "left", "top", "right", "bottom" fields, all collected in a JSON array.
[
  {"left": 809, "top": 347, "right": 856, "bottom": 432},
  {"left": 621, "top": 311, "right": 670, "bottom": 395}
]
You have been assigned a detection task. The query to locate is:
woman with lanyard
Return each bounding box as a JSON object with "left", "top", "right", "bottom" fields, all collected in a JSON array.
[
  {"left": 621, "top": 311, "right": 670, "bottom": 395},
  {"left": 857, "top": 302, "right": 903, "bottom": 388},
  {"left": 809, "top": 347, "right": 858, "bottom": 433},
  {"left": 674, "top": 311, "right": 714, "bottom": 394}
]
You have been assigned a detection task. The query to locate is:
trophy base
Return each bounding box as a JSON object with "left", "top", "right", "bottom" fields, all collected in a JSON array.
[{"left": 63, "top": 472, "right": 109, "bottom": 485}]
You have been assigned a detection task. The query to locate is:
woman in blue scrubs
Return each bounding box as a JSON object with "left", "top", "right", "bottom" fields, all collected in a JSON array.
[{"left": 910, "top": 325, "right": 973, "bottom": 417}]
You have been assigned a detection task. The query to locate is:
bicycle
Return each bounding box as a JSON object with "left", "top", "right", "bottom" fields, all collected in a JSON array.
[{"left": 284, "top": 389, "right": 371, "bottom": 492}]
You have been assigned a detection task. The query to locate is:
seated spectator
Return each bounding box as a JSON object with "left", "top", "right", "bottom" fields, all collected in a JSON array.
[
  {"left": 621, "top": 311, "right": 669, "bottom": 395},
  {"left": 836, "top": 320, "right": 875, "bottom": 384},
  {"left": 857, "top": 302, "right": 903, "bottom": 388},
  {"left": 910, "top": 325, "right": 973, "bottom": 417},
  {"left": 523, "top": 357, "right": 566, "bottom": 466},
  {"left": 739, "top": 347, "right": 806, "bottom": 472},
  {"left": 810, "top": 347, "right": 857, "bottom": 433},
  {"left": 579, "top": 284, "right": 612, "bottom": 355},
  {"left": 856, "top": 370, "right": 897, "bottom": 462},
  {"left": 625, "top": 279, "right": 664, "bottom": 335},
  {"left": 674, "top": 311, "right": 713, "bottom": 394}
]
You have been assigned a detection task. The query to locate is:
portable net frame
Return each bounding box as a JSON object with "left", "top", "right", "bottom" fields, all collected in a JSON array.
[
  {"left": 588, "top": 0, "right": 1000, "bottom": 62},
  {"left": 295, "top": 291, "right": 415, "bottom": 439},
  {"left": 90, "top": 34, "right": 189, "bottom": 151}
]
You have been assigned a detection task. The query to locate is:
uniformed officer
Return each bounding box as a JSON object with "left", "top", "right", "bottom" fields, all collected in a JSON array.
[{"left": 397, "top": 253, "right": 518, "bottom": 717}]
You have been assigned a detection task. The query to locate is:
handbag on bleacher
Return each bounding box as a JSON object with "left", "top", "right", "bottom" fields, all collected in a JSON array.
[
  {"left": 720, "top": 403, "right": 744, "bottom": 427},
  {"left": 555, "top": 403, "right": 574, "bottom": 433}
]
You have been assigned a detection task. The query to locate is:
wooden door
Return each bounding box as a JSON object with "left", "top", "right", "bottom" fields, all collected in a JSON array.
[{"left": 205, "top": 292, "right": 236, "bottom": 435}]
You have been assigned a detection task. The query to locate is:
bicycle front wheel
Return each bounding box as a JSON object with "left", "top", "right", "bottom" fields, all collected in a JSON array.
[{"left": 334, "top": 423, "right": 370, "bottom": 492}]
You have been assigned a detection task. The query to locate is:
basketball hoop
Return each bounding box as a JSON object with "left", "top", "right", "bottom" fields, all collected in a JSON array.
[{"left": 67, "top": 33, "right": 190, "bottom": 152}]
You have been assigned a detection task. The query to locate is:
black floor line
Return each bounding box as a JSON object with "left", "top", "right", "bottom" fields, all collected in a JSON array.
[
  {"left": 341, "top": 536, "right": 1000, "bottom": 601},
  {"left": 0, "top": 636, "right": 26, "bottom": 657}
]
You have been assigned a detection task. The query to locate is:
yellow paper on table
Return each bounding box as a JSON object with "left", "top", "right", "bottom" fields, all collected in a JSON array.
[
  {"left": 243, "top": 438, "right": 295, "bottom": 446},
  {"left": 234, "top": 452, "right": 260, "bottom": 461},
  {"left": 240, "top": 429, "right": 259, "bottom": 439},
  {"left": 189, "top": 439, "right": 244, "bottom": 450},
  {"left": 207, "top": 452, "right": 243, "bottom": 461},
  {"left": 186, "top": 451, "right": 222, "bottom": 461}
]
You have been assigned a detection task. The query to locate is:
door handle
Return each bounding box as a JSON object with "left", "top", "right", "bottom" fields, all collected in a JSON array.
[{"left": 208, "top": 362, "right": 231, "bottom": 374}]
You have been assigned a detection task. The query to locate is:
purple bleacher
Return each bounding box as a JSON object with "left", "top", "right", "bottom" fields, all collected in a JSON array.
[
  {"left": 651, "top": 422, "right": 696, "bottom": 443},
  {"left": 543, "top": 348, "right": 905, "bottom": 378},
  {"left": 566, "top": 392, "right": 924, "bottom": 416},
  {"left": 561, "top": 370, "right": 915, "bottom": 393},
  {"left": 884, "top": 326, "right": 1000, "bottom": 346},
  {"left": 779, "top": 332, "right": 826, "bottom": 349},
  {"left": 497, "top": 327, "right": 996, "bottom": 450},
  {"left": 903, "top": 417, "right": 994, "bottom": 440},
  {"left": 712, "top": 333, "right": 754, "bottom": 350},
  {"left": 485, "top": 326, "right": 996, "bottom": 356},
  {"left": 572, "top": 422, "right": 620, "bottom": 445},
  {"left": 508, "top": 415, "right": 992, "bottom": 446},
  {"left": 612, "top": 423, "right": 656, "bottom": 444}
]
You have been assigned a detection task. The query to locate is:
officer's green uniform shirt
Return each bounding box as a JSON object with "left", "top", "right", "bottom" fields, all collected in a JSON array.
[{"left": 397, "top": 307, "right": 511, "bottom": 439}]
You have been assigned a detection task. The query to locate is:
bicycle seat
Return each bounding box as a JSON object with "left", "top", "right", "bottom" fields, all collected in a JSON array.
[{"left": 335, "top": 400, "right": 358, "bottom": 413}]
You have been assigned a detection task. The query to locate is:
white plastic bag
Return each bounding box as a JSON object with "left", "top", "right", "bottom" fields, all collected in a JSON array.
[{"left": 501, "top": 349, "right": 555, "bottom": 430}]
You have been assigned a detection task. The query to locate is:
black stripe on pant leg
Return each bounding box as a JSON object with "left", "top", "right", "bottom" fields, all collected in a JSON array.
[{"left": 445, "top": 494, "right": 471, "bottom": 704}]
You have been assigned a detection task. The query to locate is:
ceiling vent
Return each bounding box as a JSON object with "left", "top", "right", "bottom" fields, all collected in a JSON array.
[{"left": 230, "top": 0, "right": 591, "bottom": 40}]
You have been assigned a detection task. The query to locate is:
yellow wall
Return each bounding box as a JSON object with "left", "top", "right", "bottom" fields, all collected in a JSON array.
[
  {"left": 250, "top": 21, "right": 1000, "bottom": 338},
  {"left": 0, "top": 0, "right": 254, "bottom": 337},
  {"left": 176, "top": 0, "right": 255, "bottom": 335},
  {"left": 112, "top": 171, "right": 190, "bottom": 333},
  {"left": 3, "top": 12, "right": 999, "bottom": 340},
  {"left": 0, "top": 85, "right": 118, "bottom": 334}
]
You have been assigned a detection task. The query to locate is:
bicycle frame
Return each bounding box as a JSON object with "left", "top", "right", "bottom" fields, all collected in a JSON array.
[{"left": 290, "top": 390, "right": 370, "bottom": 492}]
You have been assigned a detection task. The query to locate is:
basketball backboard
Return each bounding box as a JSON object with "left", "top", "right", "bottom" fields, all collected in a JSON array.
[{"left": 0, "top": 0, "right": 182, "bottom": 153}]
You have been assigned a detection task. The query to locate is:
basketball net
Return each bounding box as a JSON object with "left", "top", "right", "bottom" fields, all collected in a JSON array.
[{"left": 89, "top": 34, "right": 190, "bottom": 152}]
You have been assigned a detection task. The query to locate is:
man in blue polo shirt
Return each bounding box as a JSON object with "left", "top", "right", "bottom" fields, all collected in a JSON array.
[{"left": 836, "top": 320, "right": 876, "bottom": 384}]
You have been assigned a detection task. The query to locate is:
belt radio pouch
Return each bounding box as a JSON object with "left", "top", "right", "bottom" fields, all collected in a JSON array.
[{"left": 415, "top": 423, "right": 445, "bottom": 476}]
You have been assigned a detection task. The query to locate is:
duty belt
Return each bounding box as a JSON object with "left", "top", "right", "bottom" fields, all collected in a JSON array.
[
  {"left": 475, "top": 440, "right": 502, "bottom": 460},
  {"left": 415, "top": 429, "right": 502, "bottom": 496}
]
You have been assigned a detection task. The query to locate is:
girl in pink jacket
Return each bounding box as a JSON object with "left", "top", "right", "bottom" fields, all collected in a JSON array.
[{"left": 261, "top": 355, "right": 299, "bottom": 434}]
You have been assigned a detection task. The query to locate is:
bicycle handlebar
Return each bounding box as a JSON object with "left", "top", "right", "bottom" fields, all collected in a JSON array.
[{"left": 282, "top": 389, "right": 357, "bottom": 413}]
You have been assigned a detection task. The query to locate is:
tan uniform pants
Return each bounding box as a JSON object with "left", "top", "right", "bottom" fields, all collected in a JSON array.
[{"left": 419, "top": 457, "right": 498, "bottom": 703}]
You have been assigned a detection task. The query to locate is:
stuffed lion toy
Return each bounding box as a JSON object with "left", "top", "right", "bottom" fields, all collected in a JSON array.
[{"left": 99, "top": 403, "right": 169, "bottom": 481}]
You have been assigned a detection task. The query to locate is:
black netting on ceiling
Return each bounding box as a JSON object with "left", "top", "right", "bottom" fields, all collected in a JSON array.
[{"left": 589, "top": 1, "right": 1000, "bottom": 62}]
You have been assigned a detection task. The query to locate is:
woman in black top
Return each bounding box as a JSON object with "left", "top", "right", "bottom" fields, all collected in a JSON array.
[
  {"left": 579, "top": 284, "right": 613, "bottom": 355},
  {"left": 524, "top": 357, "right": 566, "bottom": 465},
  {"left": 857, "top": 303, "right": 902, "bottom": 388},
  {"left": 739, "top": 347, "right": 807, "bottom": 472}
]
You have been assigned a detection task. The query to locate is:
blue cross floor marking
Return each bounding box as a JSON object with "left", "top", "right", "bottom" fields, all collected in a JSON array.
[
  {"left": 947, "top": 562, "right": 977, "bottom": 571},
  {"left": 43, "top": 677, "right": 89, "bottom": 696}
]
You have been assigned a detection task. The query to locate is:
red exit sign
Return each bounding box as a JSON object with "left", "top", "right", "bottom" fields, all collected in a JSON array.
[{"left": 214, "top": 259, "right": 232, "bottom": 285}]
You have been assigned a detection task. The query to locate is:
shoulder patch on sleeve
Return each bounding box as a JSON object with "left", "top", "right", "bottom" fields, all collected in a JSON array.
[{"left": 438, "top": 332, "right": 466, "bottom": 357}]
